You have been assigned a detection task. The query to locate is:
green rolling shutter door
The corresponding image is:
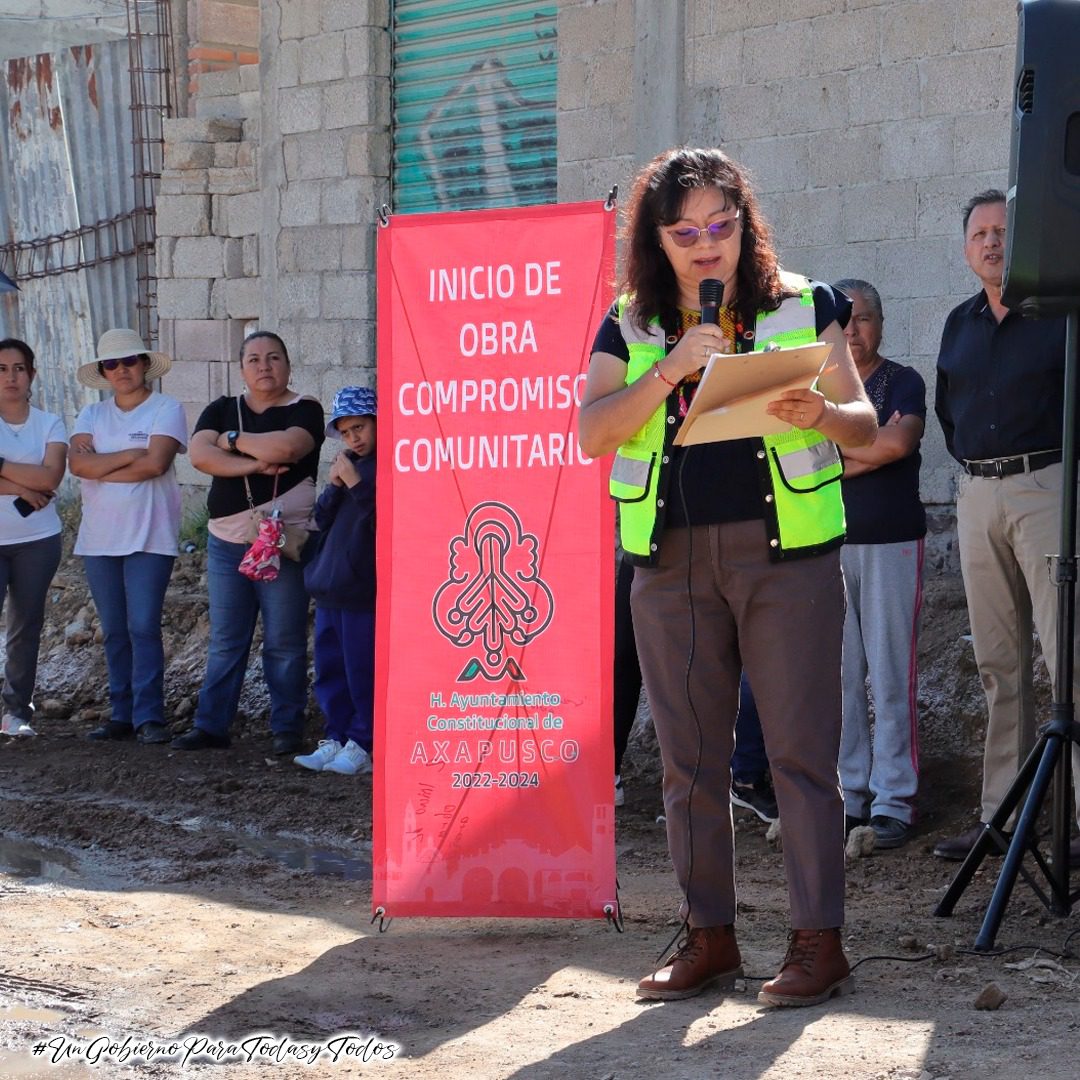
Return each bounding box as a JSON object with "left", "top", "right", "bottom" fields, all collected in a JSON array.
[{"left": 392, "top": 0, "right": 558, "bottom": 213}]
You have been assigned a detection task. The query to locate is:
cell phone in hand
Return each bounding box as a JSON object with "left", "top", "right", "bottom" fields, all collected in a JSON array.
[{"left": 13, "top": 497, "right": 35, "bottom": 516}]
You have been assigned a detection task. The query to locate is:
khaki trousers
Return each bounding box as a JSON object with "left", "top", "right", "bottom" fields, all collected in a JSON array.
[
  {"left": 956, "top": 462, "right": 1080, "bottom": 825},
  {"left": 631, "top": 520, "right": 846, "bottom": 929}
]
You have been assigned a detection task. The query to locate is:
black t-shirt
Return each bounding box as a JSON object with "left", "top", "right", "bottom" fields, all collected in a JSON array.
[
  {"left": 591, "top": 282, "right": 850, "bottom": 527},
  {"left": 841, "top": 360, "right": 926, "bottom": 544},
  {"left": 194, "top": 395, "right": 326, "bottom": 518}
]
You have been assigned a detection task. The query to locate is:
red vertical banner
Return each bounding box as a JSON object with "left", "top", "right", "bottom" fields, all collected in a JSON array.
[{"left": 373, "top": 202, "right": 617, "bottom": 919}]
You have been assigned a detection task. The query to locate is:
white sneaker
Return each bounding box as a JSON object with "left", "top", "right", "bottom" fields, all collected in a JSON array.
[
  {"left": 1, "top": 714, "right": 36, "bottom": 737},
  {"left": 323, "top": 739, "right": 373, "bottom": 776},
  {"left": 614, "top": 774, "right": 625, "bottom": 808},
  {"left": 293, "top": 739, "right": 343, "bottom": 771}
]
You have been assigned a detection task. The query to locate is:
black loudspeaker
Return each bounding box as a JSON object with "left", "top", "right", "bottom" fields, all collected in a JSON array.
[{"left": 1002, "top": 0, "right": 1080, "bottom": 315}]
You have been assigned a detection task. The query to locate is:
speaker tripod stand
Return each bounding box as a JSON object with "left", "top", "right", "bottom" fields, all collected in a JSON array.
[{"left": 934, "top": 309, "right": 1080, "bottom": 950}]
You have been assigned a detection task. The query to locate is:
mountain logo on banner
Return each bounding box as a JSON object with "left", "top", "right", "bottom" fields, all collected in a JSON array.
[{"left": 432, "top": 501, "right": 554, "bottom": 682}]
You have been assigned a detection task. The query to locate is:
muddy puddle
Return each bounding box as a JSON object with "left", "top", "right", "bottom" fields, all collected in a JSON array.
[
  {"left": 230, "top": 832, "right": 371, "bottom": 880},
  {"left": 0, "top": 825, "right": 370, "bottom": 891},
  {"left": 0, "top": 1006, "right": 101, "bottom": 1079},
  {"left": 0, "top": 838, "right": 80, "bottom": 884}
]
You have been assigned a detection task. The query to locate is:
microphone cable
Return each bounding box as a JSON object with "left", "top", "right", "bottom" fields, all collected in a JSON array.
[
  {"left": 653, "top": 286, "right": 726, "bottom": 960},
  {"left": 654, "top": 443, "right": 707, "bottom": 961}
]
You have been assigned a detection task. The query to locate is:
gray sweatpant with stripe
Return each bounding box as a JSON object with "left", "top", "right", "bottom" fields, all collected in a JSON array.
[{"left": 839, "top": 538, "right": 924, "bottom": 825}]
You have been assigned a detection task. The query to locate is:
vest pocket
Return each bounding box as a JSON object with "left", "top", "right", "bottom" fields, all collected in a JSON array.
[
  {"left": 769, "top": 442, "right": 842, "bottom": 494},
  {"left": 609, "top": 448, "right": 655, "bottom": 504}
]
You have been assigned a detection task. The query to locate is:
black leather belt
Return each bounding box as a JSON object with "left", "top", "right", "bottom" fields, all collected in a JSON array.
[{"left": 963, "top": 449, "right": 1062, "bottom": 478}]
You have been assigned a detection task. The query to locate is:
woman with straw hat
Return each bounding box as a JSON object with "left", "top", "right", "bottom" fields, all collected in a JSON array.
[{"left": 68, "top": 328, "right": 188, "bottom": 746}]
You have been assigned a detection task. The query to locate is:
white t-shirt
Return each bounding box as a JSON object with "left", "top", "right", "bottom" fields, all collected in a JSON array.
[
  {"left": 73, "top": 392, "right": 189, "bottom": 557},
  {"left": 0, "top": 407, "right": 67, "bottom": 544}
]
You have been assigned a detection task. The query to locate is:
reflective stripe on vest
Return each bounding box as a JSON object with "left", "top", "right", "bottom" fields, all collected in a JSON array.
[{"left": 610, "top": 451, "right": 653, "bottom": 493}]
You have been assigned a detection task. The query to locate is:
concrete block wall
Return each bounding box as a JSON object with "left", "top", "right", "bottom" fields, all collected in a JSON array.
[
  {"left": 155, "top": 0, "right": 391, "bottom": 490},
  {"left": 556, "top": 0, "right": 637, "bottom": 207},
  {"left": 558, "top": 0, "right": 1018, "bottom": 502},
  {"left": 260, "top": 0, "right": 390, "bottom": 410},
  {"left": 156, "top": 113, "right": 260, "bottom": 484}
]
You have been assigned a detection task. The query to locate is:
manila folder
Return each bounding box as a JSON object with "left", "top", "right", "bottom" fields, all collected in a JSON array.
[{"left": 673, "top": 341, "right": 834, "bottom": 446}]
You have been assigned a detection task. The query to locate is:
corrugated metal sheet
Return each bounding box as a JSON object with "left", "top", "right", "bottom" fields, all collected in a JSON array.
[
  {"left": 0, "top": 38, "right": 140, "bottom": 425},
  {"left": 392, "top": 0, "right": 558, "bottom": 213},
  {"left": 61, "top": 41, "right": 143, "bottom": 368},
  {"left": 0, "top": 1, "right": 128, "bottom": 63}
]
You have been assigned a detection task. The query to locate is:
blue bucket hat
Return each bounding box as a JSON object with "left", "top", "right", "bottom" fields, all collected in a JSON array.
[{"left": 326, "top": 385, "right": 377, "bottom": 438}]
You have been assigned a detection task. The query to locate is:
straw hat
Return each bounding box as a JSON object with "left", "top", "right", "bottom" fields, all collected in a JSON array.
[{"left": 76, "top": 328, "right": 172, "bottom": 390}]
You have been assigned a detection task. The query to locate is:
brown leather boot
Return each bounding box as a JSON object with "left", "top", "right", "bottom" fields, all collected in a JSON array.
[
  {"left": 758, "top": 928, "right": 854, "bottom": 1007},
  {"left": 637, "top": 925, "right": 742, "bottom": 1001}
]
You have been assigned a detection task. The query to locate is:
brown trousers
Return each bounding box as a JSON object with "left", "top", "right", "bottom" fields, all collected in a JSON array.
[{"left": 631, "top": 520, "right": 846, "bottom": 929}]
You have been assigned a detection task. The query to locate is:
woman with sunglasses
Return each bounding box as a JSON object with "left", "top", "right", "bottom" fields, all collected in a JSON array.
[
  {"left": 579, "top": 147, "right": 876, "bottom": 1008},
  {"left": 69, "top": 329, "right": 188, "bottom": 746},
  {"left": 0, "top": 338, "right": 67, "bottom": 737}
]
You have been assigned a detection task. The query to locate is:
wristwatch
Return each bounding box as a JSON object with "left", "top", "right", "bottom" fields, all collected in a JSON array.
[{"left": 225, "top": 430, "right": 240, "bottom": 453}]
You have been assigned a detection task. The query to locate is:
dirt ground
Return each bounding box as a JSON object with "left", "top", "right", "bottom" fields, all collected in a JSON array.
[{"left": 1, "top": 507, "right": 1078, "bottom": 1080}]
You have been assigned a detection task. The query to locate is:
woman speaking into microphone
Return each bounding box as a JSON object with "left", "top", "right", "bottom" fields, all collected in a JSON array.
[{"left": 579, "top": 147, "right": 875, "bottom": 1008}]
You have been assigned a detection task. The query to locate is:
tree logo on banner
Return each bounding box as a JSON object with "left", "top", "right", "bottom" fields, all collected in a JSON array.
[{"left": 433, "top": 502, "right": 554, "bottom": 682}]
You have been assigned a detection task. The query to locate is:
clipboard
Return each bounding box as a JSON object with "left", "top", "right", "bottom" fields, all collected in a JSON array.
[{"left": 673, "top": 341, "right": 834, "bottom": 446}]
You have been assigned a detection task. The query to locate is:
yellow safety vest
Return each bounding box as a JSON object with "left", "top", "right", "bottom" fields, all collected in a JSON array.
[{"left": 609, "top": 273, "right": 845, "bottom": 565}]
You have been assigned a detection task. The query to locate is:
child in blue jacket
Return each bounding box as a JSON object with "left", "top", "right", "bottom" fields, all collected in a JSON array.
[{"left": 295, "top": 386, "right": 377, "bottom": 776}]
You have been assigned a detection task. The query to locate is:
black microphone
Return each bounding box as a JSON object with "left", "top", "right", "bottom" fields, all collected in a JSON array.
[{"left": 699, "top": 278, "right": 723, "bottom": 325}]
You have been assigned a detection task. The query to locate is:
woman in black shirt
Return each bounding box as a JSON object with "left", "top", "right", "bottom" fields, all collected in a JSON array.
[{"left": 171, "top": 331, "right": 325, "bottom": 755}]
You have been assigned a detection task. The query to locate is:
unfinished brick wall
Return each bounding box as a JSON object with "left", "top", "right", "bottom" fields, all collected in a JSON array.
[{"left": 187, "top": 0, "right": 260, "bottom": 96}]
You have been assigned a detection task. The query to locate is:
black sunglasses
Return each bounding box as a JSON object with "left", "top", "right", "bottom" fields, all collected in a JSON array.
[{"left": 99, "top": 356, "right": 143, "bottom": 371}]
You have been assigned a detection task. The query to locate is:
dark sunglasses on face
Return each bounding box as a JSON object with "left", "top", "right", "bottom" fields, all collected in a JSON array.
[
  {"left": 665, "top": 211, "right": 741, "bottom": 248},
  {"left": 99, "top": 356, "right": 142, "bottom": 371}
]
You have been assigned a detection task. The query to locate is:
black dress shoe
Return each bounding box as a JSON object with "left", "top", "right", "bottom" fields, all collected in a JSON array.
[
  {"left": 171, "top": 727, "right": 230, "bottom": 750},
  {"left": 272, "top": 733, "right": 303, "bottom": 756},
  {"left": 136, "top": 721, "right": 172, "bottom": 745},
  {"left": 87, "top": 721, "right": 134, "bottom": 741},
  {"left": 933, "top": 822, "right": 1011, "bottom": 860}
]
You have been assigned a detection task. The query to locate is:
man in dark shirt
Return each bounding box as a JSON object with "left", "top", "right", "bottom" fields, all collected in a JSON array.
[{"left": 934, "top": 189, "right": 1080, "bottom": 865}]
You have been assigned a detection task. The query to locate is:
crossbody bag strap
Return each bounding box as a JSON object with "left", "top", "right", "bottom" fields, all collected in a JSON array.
[
  {"left": 238, "top": 394, "right": 281, "bottom": 514},
  {"left": 237, "top": 394, "right": 258, "bottom": 515}
]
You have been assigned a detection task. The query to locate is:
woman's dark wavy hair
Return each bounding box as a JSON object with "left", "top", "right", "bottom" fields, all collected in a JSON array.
[
  {"left": 239, "top": 330, "right": 290, "bottom": 364},
  {"left": 620, "top": 147, "right": 788, "bottom": 331},
  {"left": 0, "top": 337, "right": 35, "bottom": 372}
]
